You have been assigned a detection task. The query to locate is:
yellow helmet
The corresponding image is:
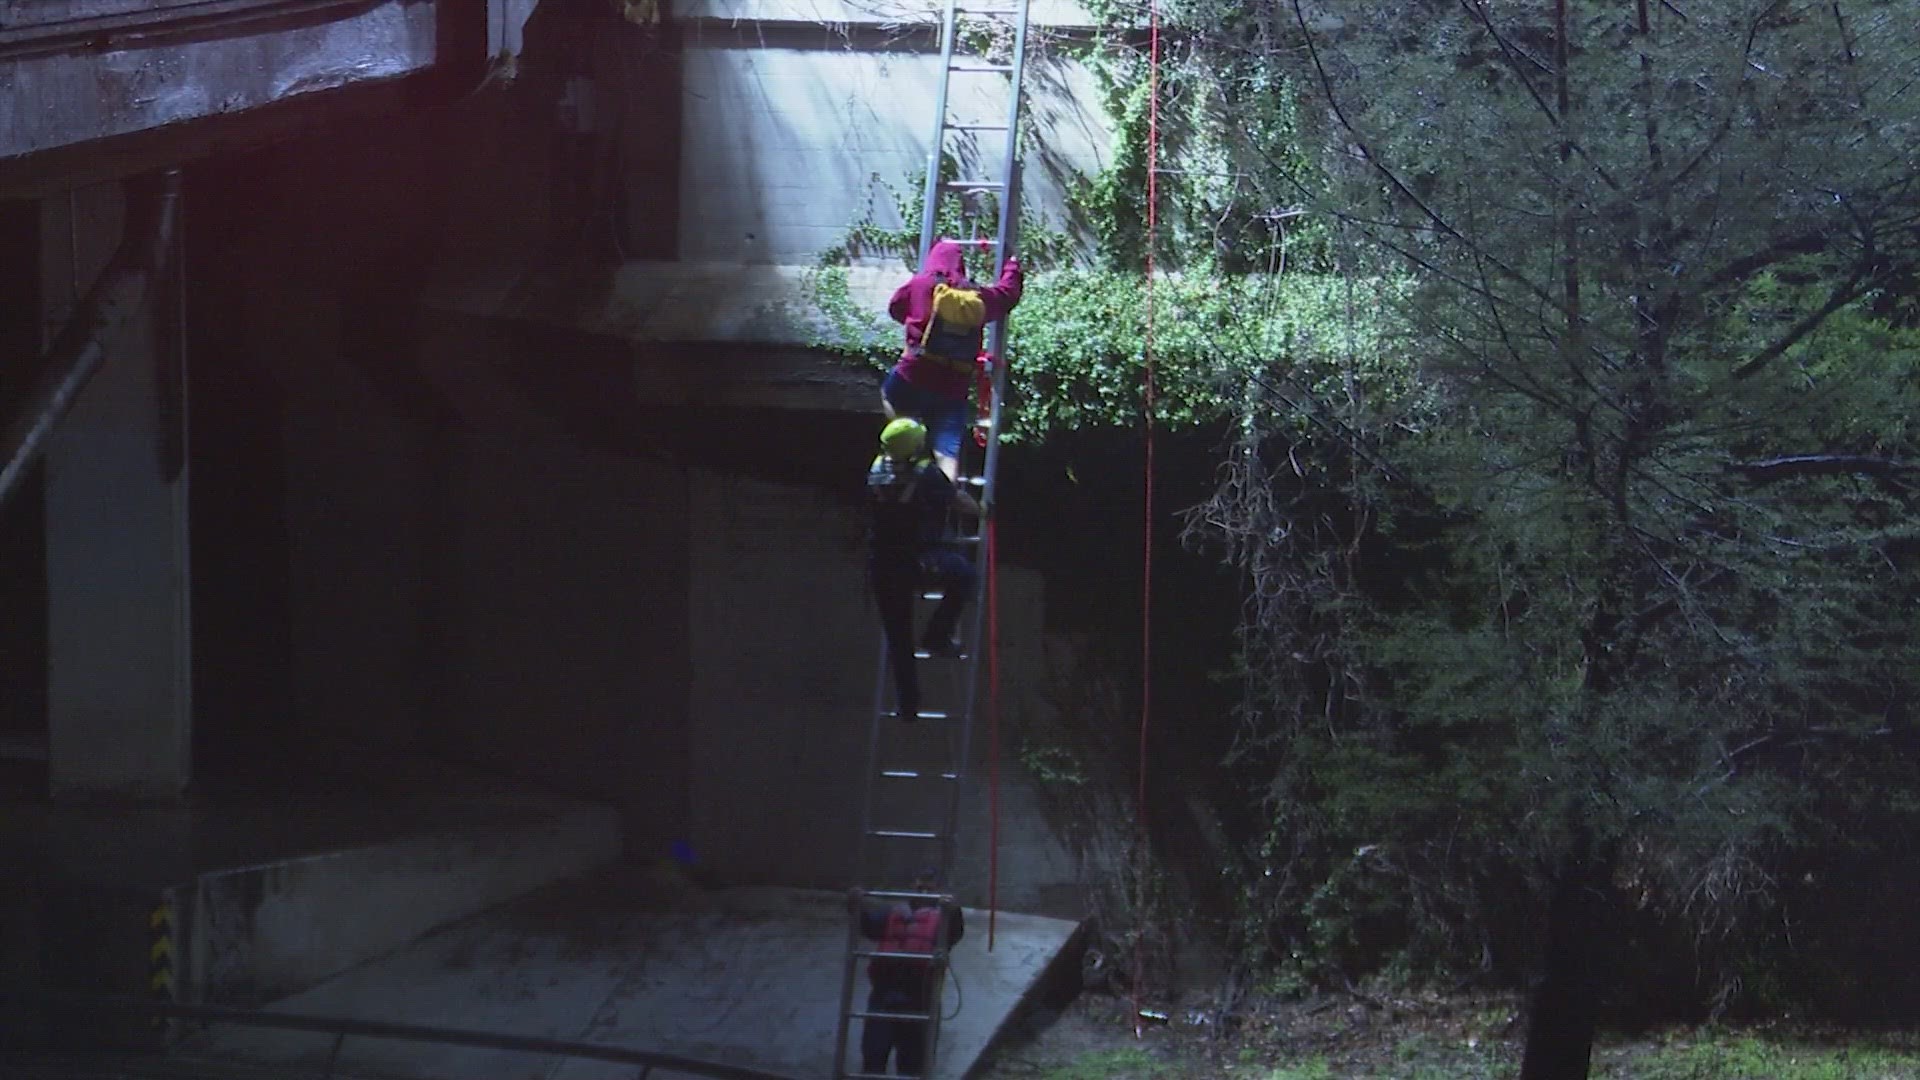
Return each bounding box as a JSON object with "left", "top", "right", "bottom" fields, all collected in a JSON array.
[{"left": 880, "top": 417, "right": 928, "bottom": 459}]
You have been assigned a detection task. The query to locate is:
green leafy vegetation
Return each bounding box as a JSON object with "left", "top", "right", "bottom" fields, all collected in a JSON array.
[
  {"left": 803, "top": 23, "right": 1367, "bottom": 442},
  {"left": 819, "top": 2, "right": 1920, "bottom": 1073},
  {"left": 1257, "top": 1057, "right": 1335, "bottom": 1080},
  {"left": 1017, "top": 742, "right": 1089, "bottom": 787},
  {"left": 1061, "top": 1, "right": 1330, "bottom": 274},
  {"left": 1040, "top": 1047, "right": 1172, "bottom": 1080},
  {"left": 1180, "top": 8, "right": 1920, "bottom": 1078},
  {"left": 1624, "top": 1033, "right": 1920, "bottom": 1080},
  {"left": 815, "top": 157, "right": 1074, "bottom": 271},
  {"left": 805, "top": 264, "right": 1411, "bottom": 443}
]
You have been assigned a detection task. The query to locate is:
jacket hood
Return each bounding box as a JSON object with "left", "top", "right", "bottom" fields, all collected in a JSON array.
[{"left": 923, "top": 239, "right": 968, "bottom": 280}]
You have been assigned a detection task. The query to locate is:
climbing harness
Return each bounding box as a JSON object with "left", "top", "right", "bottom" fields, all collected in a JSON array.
[{"left": 831, "top": 0, "right": 1032, "bottom": 1073}]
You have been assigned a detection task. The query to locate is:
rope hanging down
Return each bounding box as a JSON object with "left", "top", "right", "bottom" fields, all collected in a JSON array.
[
  {"left": 981, "top": 350, "right": 1002, "bottom": 951},
  {"left": 1133, "top": 0, "right": 1160, "bottom": 1037},
  {"left": 987, "top": 509, "right": 1002, "bottom": 949}
]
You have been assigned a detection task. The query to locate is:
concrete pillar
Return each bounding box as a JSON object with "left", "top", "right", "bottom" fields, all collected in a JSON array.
[{"left": 41, "top": 179, "right": 193, "bottom": 804}]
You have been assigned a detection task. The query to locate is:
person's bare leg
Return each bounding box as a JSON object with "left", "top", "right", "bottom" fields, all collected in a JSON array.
[
  {"left": 882, "top": 392, "right": 899, "bottom": 420},
  {"left": 935, "top": 452, "right": 959, "bottom": 482}
]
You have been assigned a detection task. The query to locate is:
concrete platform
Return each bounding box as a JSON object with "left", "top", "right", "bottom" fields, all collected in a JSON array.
[
  {"left": 0, "top": 783, "right": 623, "bottom": 1027},
  {"left": 182, "top": 868, "right": 1083, "bottom": 1080}
]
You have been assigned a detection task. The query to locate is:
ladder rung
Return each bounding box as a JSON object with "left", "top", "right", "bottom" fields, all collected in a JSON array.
[
  {"left": 949, "top": 62, "right": 1014, "bottom": 73},
  {"left": 942, "top": 179, "right": 1006, "bottom": 191},
  {"left": 862, "top": 889, "right": 950, "bottom": 900},
  {"left": 913, "top": 650, "right": 970, "bottom": 661},
  {"left": 880, "top": 769, "right": 959, "bottom": 780},
  {"left": 884, "top": 709, "right": 948, "bottom": 720},
  {"left": 957, "top": 5, "right": 1022, "bottom": 13},
  {"left": 950, "top": 123, "right": 1010, "bottom": 132},
  {"left": 851, "top": 1009, "right": 935, "bottom": 1022},
  {"left": 920, "top": 590, "right": 945, "bottom": 600},
  {"left": 868, "top": 829, "right": 942, "bottom": 841},
  {"left": 855, "top": 948, "right": 942, "bottom": 960},
  {"left": 963, "top": 476, "right": 987, "bottom": 486}
]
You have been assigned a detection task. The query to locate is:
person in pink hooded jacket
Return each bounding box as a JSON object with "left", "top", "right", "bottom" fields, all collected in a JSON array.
[{"left": 883, "top": 239, "right": 1024, "bottom": 480}]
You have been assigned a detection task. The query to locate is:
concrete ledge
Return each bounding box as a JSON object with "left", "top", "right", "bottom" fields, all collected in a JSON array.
[
  {"left": 195, "top": 875, "right": 1084, "bottom": 1080},
  {"left": 1, "top": 797, "right": 623, "bottom": 1039},
  {"left": 422, "top": 261, "right": 900, "bottom": 349},
  {"left": 188, "top": 803, "right": 622, "bottom": 1005},
  {"left": 674, "top": 0, "right": 1102, "bottom": 29},
  {"left": 420, "top": 261, "right": 897, "bottom": 412}
]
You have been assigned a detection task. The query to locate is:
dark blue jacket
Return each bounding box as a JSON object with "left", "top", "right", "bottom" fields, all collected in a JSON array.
[{"left": 867, "top": 453, "right": 957, "bottom": 564}]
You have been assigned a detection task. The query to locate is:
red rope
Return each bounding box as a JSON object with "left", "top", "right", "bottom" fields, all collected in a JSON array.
[
  {"left": 976, "top": 348, "right": 1001, "bottom": 950},
  {"left": 1133, "top": 0, "right": 1160, "bottom": 1039},
  {"left": 986, "top": 512, "right": 1001, "bottom": 950}
]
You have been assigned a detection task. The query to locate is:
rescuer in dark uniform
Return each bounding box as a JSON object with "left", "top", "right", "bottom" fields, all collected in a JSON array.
[
  {"left": 857, "top": 869, "right": 966, "bottom": 1076},
  {"left": 867, "top": 417, "right": 977, "bottom": 722}
]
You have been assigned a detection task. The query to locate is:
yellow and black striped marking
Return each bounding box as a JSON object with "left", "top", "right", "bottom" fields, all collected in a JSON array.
[{"left": 148, "top": 900, "right": 175, "bottom": 996}]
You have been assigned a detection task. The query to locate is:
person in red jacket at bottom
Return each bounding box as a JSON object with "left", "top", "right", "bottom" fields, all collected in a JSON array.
[
  {"left": 857, "top": 869, "right": 966, "bottom": 1076},
  {"left": 885, "top": 239, "right": 1024, "bottom": 481}
]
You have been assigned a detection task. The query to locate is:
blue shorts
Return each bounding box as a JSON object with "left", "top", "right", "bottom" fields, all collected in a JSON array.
[{"left": 882, "top": 369, "right": 968, "bottom": 461}]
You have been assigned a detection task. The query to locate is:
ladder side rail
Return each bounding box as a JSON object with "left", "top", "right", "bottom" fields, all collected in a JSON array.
[
  {"left": 920, "top": 901, "right": 955, "bottom": 1080},
  {"left": 832, "top": 891, "right": 866, "bottom": 1079},
  {"left": 840, "top": 635, "right": 891, "bottom": 1079},
  {"left": 984, "top": 0, "right": 1033, "bottom": 335},
  {"left": 856, "top": 632, "right": 891, "bottom": 886},
  {"left": 917, "top": 0, "right": 964, "bottom": 262}
]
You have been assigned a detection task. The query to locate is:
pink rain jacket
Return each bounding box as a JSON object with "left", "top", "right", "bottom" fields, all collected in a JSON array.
[{"left": 887, "top": 239, "right": 1024, "bottom": 400}]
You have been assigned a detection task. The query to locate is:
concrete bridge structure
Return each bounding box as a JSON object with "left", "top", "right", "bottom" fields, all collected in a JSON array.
[{"left": 0, "top": 1, "right": 1120, "bottom": 1074}]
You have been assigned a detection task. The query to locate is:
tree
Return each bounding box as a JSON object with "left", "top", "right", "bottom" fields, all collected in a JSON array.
[{"left": 1177, "top": 2, "right": 1920, "bottom": 1077}]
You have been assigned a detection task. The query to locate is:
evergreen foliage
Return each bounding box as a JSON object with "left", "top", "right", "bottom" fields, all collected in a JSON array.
[
  {"left": 1171, "top": 0, "right": 1920, "bottom": 1065},
  {"left": 811, "top": 1, "right": 1920, "bottom": 1063}
]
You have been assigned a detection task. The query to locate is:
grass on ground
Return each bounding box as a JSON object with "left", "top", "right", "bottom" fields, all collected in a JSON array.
[{"left": 979, "top": 990, "right": 1920, "bottom": 1080}]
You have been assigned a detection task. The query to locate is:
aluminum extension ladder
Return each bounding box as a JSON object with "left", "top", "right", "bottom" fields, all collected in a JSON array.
[{"left": 831, "top": 0, "right": 1032, "bottom": 1074}]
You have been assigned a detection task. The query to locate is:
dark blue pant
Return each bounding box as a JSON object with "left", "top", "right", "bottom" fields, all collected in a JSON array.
[
  {"left": 871, "top": 549, "right": 974, "bottom": 718},
  {"left": 861, "top": 986, "right": 929, "bottom": 1076},
  {"left": 882, "top": 369, "right": 968, "bottom": 462}
]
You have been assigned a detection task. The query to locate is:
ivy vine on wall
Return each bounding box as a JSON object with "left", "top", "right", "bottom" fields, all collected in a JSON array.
[{"left": 798, "top": 20, "right": 1405, "bottom": 445}]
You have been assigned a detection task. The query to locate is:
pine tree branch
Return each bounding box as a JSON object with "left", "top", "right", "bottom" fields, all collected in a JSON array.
[
  {"left": 1656, "top": 230, "right": 1832, "bottom": 328},
  {"left": 1728, "top": 264, "right": 1871, "bottom": 381},
  {"left": 1727, "top": 455, "right": 1920, "bottom": 481},
  {"left": 1285, "top": 0, "right": 1558, "bottom": 312}
]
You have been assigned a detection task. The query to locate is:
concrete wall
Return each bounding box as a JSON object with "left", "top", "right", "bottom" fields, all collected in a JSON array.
[
  {"left": 687, "top": 471, "right": 873, "bottom": 887},
  {"left": 685, "top": 469, "right": 1081, "bottom": 907},
  {"left": 195, "top": 183, "right": 697, "bottom": 842},
  {"left": 0, "top": 200, "right": 48, "bottom": 766},
  {"left": 675, "top": 0, "right": 1112, "bottom": 264},
  {"left": 259, "top": 292, "right": 437, "bottom": 759},
  {"left": 424, "top": 2, "right": 680, "bottom": 271},
  {"left": 247, "top": 311, "right": 1084, "bottom": 908},
  {"left": 38, "top": 177, "right": 195, "bottom": 804},
  {"left": 431, "top": 436, "right": 690, "bottom": 824},
  {"left": 8, "top": 10, "right": 1100, "bottom": 908},
  {"left": 189, "top": 803, "right": 621, "bottom": 1004}
]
